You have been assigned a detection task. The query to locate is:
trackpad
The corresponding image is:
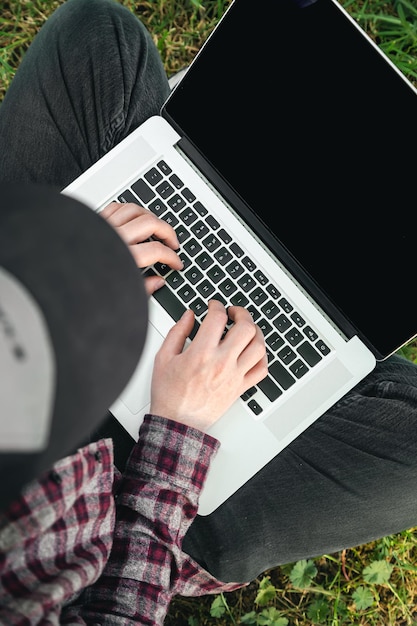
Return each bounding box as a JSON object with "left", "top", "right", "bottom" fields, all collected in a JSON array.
[
  {"left": 264, "top": 359, "right": 351, "bottom": 441},
  {"left": 120, "top": 323, "right": 165, "bottom": 415}
]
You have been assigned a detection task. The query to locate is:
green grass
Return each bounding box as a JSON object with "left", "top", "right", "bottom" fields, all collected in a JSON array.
[
  {"left": 2, "top": 1, "right": 417, "bottom": 624},
  {"left": 2, "top": 0, "right": 416, "bottom": 100}
]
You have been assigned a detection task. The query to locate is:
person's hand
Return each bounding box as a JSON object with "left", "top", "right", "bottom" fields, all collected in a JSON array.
[
  {"left": 100, "top": 201, "right": 183, "bottom": 295},
  {"left": 150, "top": 299, "right": 268, "bottom": 432}
]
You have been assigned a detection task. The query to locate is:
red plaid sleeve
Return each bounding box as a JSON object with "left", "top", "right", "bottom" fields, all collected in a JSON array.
[
  {"left": 0, "top": 440, "right": 116, "bottom": 625},
  {"left": 71, "top": 415, "right": 235, "bottom": 625}
]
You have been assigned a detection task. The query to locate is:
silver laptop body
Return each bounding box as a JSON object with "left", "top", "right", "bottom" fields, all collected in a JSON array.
[{"left": 64, "top": 0, "right": 417, "bottom": 514}]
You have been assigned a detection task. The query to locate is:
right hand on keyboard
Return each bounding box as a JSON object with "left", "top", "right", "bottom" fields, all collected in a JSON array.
[
  {"left": 149, "top": 299, "right": 268, "bottom": 432},
  {"left": 100, "top": 201, "right": 183, "bottom": 295}
]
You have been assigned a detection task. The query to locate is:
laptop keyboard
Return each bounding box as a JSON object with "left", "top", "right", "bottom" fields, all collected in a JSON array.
[{"left": 116, "top": 160, "right": 331, "bottom": 417}]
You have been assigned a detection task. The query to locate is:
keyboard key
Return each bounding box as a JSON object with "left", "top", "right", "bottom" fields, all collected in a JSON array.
[
  {"left": 269, "top": 361, "right": 295, "bottom": 390},
  {"left": 258, "top": 376, "right": 282, "bottom": 402},
  {"left": 230, "top": 292, "right": 249, "bottom": 307},
  {"left": 156, "top": 181, "right": 175, "bottom": 199},
  {"left": 230, "top": 242, "right": 244, "bottom": 258},
  {"left": 273, "top": 313, "right": 292, "bottom": 333},
  {"left": 226, "top": 260, "right": 244, "bottom": 279},
  {"left": 184, "top": 239, "right": 202, "bottom": 257},
  {"left": 179, "top": 207, "right": 198, "bottom": 225},
  {"left": 285, "top": 328, "right": 303, "bottom": 346},
  {"left": 279, "top": 297, "right": 293, "bottom": 313},
  {"left": 304, "top": 325, "right": 318, "bottom": 342},
  {"left": 278, "top": 345, "right": 296, "bottom": 365},
  {"left": 189, "top": 319, "right": 201, "bottom": 340},
  {"left": 189, "top": 297, "right": 207, "bottom": 317},
  {"left": 166, "top": 271, "right": 184, "bottom": 289},
  {"left": 249, "top": 287, "right": 268, "bottom": 306},
  {"left": 266, "top": 331, "right": 284, "bottom": 352},
  {"left": 248, "top": 399, "right": 263, "bottom": 416},
  {"left": 191, "top": 220, "right": 209, "bottom": 239},
  {"left": 168, "top": 194, "right": 186, "bottom": 212},
  {"left": 207, "top": 265, "right": 226, "bottom": 284},
  {"left": 118, "top": 189, "right": 137, "bottom": 204},
  {"left": 194, "top": 200, "right": 208, "bottom": 216},
  {"left": 203, "top": 233, "right": 221, "bottom": 252},
  {"left": 148, "top": 199, "right": 167, "bottom": 216},
  {"left": 185, "top": 267, "right": 204, "bottom": 285},
  {"left": 290, "top": 359, "right": 309, "bottom": 379},
  {"left": 169, "top": 173, "right": 183, "bottom": 189},
  {"left": 153, "top": 285, "right": 186, "bottom": 321},
  {"left": 206, "top": 215, "right": 220, "bottom": 230},
  {"left": 291, "top": 311, "right": 305, "bottom": 327},
  {"left": 197, "top": 280, "right": 215, "bottom": 298},
  {"left": 182, "top": 187, "right": 196, "bottom": 202},
  {"left": 131, "top": 178, "right": 155, "bottom": 204},
  {"left": 218, "top": 228, "right": 232, "bottom": 244},
  {"left": 238, "top": 273, "right": 256, "bottom": 292},
  {"left": 154, "top": 262, "right": 171, "bottom": 276},
  {"left": 297, "top": 341, "right": 322, "bottom": 367},
  {"left": 257, "top": 318, "right": 273, "bottom": 336},
  {"left": 266, "top": 348, "right": 274, "bottom": 363},
  {"left": 266, "top": 284, "right": 281, "bottom": 299},
  {"left": 163, "top": 212, "right": 179, "bottom": 228},
  {"left": 195, "top": 251, "right": 214, "bottom": 270},
  {"left": 254, "top": 269, "right": 268, "bottom": 286},
  {"left": 316, "top": 340, "right": 331, "bottom": 356},
  {"left": 144, "top": 167, "right": 163, "bottom": 186},
  {"left": 211, "top": 293, "right": 227, "bottom": 305},
  {"left": 176, "top": 225, "right": 191, "bottom": 244},
  {"left": 214, "top": 247, "right": 232, "bottom": 266},
  {"left": 219, "top": 278, "right": 237, "bottom": 297},
  {"left": 241, "top": 387, "right": 257, "bottom": 401},
  {"left": 178, "top": 285, "right": 196, "bottom": 303},
  {"left": 242, "top": 256, "right": 256, "bottom": 271},
  {"left": 179, "top": 252, "right": 192, "bottom": 269},
  {"left": 247, "top": 305, "right": 261, "bottom": 322},
  {"left": 261, "top": 300, "right": 279, "bottom": 320},
  {"left": 157, "top": 160, "right": 172, "bottom": 175}
]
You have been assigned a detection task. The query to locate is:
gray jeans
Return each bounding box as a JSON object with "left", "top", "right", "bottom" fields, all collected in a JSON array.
[{"left": 2, "top": 0, "right": 417, "bottom": 584}]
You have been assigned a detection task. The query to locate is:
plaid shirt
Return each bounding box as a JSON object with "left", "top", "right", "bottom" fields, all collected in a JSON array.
[{"left": 0, "top": 415, "right": 244, "bottom": 625}]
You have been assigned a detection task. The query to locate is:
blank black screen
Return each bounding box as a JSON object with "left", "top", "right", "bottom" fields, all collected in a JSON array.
[{"left": 163, "top": 0, "right": 417, "bottom": 357}]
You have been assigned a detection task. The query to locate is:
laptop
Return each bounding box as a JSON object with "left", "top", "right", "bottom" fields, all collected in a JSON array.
[{"left": 64, "top": 0, "right": 417, "bottom": 515}]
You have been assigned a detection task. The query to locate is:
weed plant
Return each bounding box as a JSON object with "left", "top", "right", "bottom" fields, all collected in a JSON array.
[{"left": 1, "top": 1, "right": 417, "bottom": 623}]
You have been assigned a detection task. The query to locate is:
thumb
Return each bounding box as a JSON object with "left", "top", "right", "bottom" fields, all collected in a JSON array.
[{"left": 158, "top": 309, "right": 195, "bottom": 357}]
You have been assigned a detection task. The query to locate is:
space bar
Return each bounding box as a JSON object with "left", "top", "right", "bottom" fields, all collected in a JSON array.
[
  {"left": 152, "top": 285, "right": 186, "bottom": 321},
  {"left": 152, "top": 286, "right": 200, "bottom": 339}
]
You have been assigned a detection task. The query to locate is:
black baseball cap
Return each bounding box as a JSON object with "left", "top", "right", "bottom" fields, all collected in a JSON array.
[{"left": 0, "top": 184, "right": 148, "bottom": 509}]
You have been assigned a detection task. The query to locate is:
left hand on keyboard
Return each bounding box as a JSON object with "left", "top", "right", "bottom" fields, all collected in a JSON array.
[{"left": 100, "top": 201, "right": 183, "bottom": 295}]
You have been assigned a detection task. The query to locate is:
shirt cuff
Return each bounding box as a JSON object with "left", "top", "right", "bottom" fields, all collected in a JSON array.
[{"left": 127, "top": 414, "right": 220, "bottom": 493}]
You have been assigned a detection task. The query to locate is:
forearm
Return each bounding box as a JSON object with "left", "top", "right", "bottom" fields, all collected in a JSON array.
[{"left": 77, "top": 414, "right": 219, "bottom": 625}]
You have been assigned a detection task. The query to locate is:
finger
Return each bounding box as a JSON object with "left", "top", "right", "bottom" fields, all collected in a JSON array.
[
  {"left": 242, "top": 350, "right": 269, "bottom": 391},
  {"left": 101, "top": 202, "right": 147, "bottom": 226},
  {"left": 100, "top": 201, "right": 122, "bottom": 220},
  {"left": 222, "top": 305, "right": 258, "bottom": 355},
  {"left": 157, "top": 310, "right": 195, "bottom": 358},
  {"left": 191, "top": 299, "right": 229, "bottom": 348},
  {"left": 144, "top": 274, "right": 166, "bottom": 296},
  {"left": 117, "top": 212, "right": 180, "bottom": 249},
  {"left": 236, "top": 324, "right": 267, "bottom": 375},
  {"left": 131, "top": 240, "right": 183, "bottom": 270},
  {"left": 227, "top": 304, "right": 256, "bottom": 325}
]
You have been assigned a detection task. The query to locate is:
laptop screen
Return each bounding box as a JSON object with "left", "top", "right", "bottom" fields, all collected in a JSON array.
[{"left": 162, "top": 0, "right": 417, "bottom": 358}]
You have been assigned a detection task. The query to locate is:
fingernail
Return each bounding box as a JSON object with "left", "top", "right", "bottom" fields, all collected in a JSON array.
[{"left": 154, "top": 277, "right": 165, "bottom": 290}]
